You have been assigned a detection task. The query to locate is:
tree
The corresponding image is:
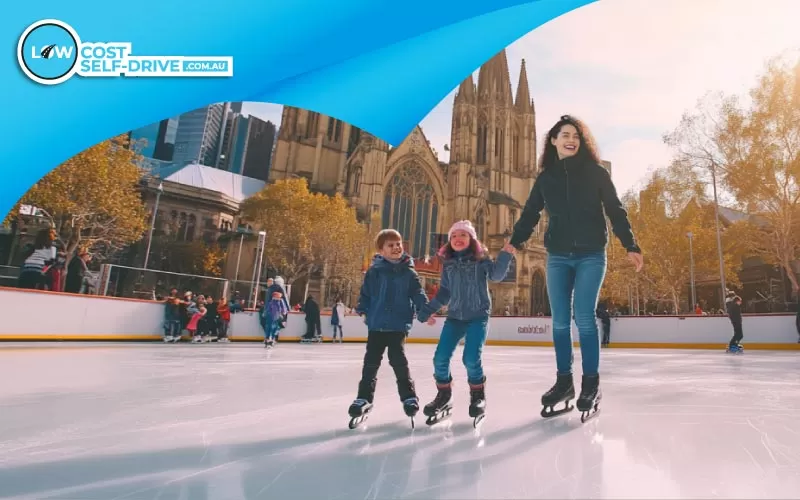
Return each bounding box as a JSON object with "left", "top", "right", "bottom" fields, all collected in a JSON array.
[
  {"left": 240, "top": 178, "right": 367, "bottom": 287},
  {"left": 5, "top": 135, "right": 148, "bottom": 261},
  {"left": 602, "top": 162, "right": 744, "bottom": 313},
  {"left": 665, "top": 57, "right": 800, "bottom": 292}
]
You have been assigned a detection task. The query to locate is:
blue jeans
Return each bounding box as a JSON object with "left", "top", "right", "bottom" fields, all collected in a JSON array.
[
  {"left": 164, "top": 320, "right": 181, "bottom": 337},
  {"left": 433, "top": 317, "right": 489, "bottom": 385},
  {"left": 546, "top": 251, "right": 607, "bottom": 376}
]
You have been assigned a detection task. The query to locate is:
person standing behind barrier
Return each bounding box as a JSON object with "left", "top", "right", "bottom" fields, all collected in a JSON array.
[
  {"left": 18, "top": 228, "right": 57, "bottom": 290},
  {"left": 64, "top": 250, "right": 92, "bottom": 294},
  {"left": 302, "top": 296, "right": 321, "bottom": 340},
  {"left": 331, "top": 299, "right": 346, "bottom": 343},
  {"left": 508, "top": 115, "right": 643, "bottom": 421}
]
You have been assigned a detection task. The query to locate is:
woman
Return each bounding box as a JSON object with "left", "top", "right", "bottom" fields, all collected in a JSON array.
[{"left": 509, "top": 115, "right": 643, "bottom": 422}]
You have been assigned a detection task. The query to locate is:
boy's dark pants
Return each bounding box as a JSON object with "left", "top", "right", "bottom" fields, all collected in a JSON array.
[
  {"left": 729, "top": 320, "right": 744, "bottom": 347},
  {"left": 357, "top": 331, "right": 416, "bottom": 403}
]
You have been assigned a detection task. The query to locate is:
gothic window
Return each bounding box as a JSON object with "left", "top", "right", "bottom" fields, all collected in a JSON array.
[
  {"left": 513, "top": 133, "right": 520, "bottom": 171},
  {"left": 347, "top": 127, "right": 361, "bottom": 157},
  {"left": 327, "top": 117, "right": 335, "bottom": 141},
  {"left": 477, "top": 124, "right": 488, "bottom": 164},
  {"left": 306, "top": 112, "right": 319, "bottom": 138},
  {"left": 334, "top": 120, "right": 342, "bottom": 142},
  {"left": 345, "top": 165, "right": 362, "bottom": 197},
  {"left": 186, "top": 214, "right": 197, "bottom": 242},
  {"left": 475, "top": 207, "right": 486, "bottom": 241},
  {"left": 381, "top": 162, "right": 440, "bottom": 258}
]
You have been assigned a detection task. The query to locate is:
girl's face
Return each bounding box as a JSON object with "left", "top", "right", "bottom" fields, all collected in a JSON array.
[
  {"left": 551, "top": 124, "right": 580, "bottom": 160},
  {"left": 449, "top": 230, "right": 471, "bottom": 252}
]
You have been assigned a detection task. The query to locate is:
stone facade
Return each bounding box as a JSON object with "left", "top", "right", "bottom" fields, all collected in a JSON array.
[{"left": 269, "top": 49, "right": 550, "bottom": 314}]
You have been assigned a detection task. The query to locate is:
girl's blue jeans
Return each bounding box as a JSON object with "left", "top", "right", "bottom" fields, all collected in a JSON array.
[{"left": 433, "top": 317, "right": 489, "bottom": 385}]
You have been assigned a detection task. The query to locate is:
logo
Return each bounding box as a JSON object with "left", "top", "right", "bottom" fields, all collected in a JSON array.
[
  {"left": 517, "top": 324, "right": 550, "bottom": 335},
  {"left": 17, "top": 19, "right": 234, "bottom": 86}
]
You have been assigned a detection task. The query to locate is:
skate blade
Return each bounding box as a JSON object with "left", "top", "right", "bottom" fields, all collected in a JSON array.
[
  {"left": 473, "top": 414, "right": 486, "bottom": 429},
  {"left": 425, "top": 405, "right": 453, "bottom": 426},
  {"left": 348, "top": 413, "right": 370, "bottom": 429},
  {"left": 541, "top": 400, "right": 574, "bottom": 419},
  {"left": 580, "top": 405, "right": 601, "bottom": 423}
]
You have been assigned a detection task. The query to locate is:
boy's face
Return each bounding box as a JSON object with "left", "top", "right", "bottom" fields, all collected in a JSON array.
[{"left": 380, "top": 239, "right": 403, "bottom": 259}]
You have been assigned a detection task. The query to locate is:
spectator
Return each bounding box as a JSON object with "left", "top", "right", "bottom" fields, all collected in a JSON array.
[
  {"left": 302, "top": 295, "right": 321, "bottom": 340},
  {"left": 64, "top": 250, "right": 92, "bottom": 294},
  {"left": 18, "top": 228, "right": 56, "bottom": 290}
]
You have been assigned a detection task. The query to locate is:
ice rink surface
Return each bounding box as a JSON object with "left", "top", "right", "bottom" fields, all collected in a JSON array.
[{"left": 2, "top": 342, "right": 800, "bottom": 500}]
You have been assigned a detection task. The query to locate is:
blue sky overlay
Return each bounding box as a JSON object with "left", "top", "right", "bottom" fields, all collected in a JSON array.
[{"left": 4, "top": 0, "right": 800, "bottom": 218}]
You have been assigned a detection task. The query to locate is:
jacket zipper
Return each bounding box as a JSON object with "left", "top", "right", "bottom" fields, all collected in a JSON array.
[{"left": 563, "top": 160, "right": 576, "bottom": 251}]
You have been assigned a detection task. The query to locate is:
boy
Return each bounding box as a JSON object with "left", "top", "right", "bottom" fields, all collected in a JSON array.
[
  {"left": 726, "top": 293, "right": 744, "bottom": 352},
  {"left": 348, "top": 229, "right": 434, "bottom": 425}
]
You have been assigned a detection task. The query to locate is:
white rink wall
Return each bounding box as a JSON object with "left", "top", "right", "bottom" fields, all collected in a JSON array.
[{"left": 1, "top": 287, "right": 799, "bottom": 350}]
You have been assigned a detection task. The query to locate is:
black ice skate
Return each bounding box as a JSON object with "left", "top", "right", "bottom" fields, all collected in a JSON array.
[
  {"left": 576, "top": 374, "right": 602, "bottom": 423},
  {"left": 403, "top": 397, "right": 419, "bottom": 428},
  {"left": 348, "top": 398, "right": 373, "bottom": 429},
  {"left": 541, "top": 372, "right": 575, "bottom": 418},
  {"left": 423, "top": 382, "right": 453, "bottom": 426},
  {"left": 469, "top": 379, "right": 487, "bottom": 428}
]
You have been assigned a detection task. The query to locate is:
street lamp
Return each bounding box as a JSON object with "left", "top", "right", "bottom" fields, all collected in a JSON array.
[
  {"left": 143, "top": 181, "right": 163, "bottom": 270},
  {"left": 709, "top": 162, "right": 728, "bottom": 309},
  {"left": 687, "top": 231, "right": 696, "bottom": 311}
]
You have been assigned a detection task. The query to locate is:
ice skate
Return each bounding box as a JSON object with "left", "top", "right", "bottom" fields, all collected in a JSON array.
[
  {"left": 403, "top": 397, "right": 419, "bottom": 428},
  {"left": 541, "top": 373, "right": 575, "bottom": 418},
  {"left": 348, "top": 398, "right": 373, "bottom": 429},
  {"left": 469, "top": 378, "right": 487, "bottom": 428},
  {"left": 726, "top": 343, "right": 744, "bottom": 354},
  {"left": 576, "top": 374, "right": 602, "bottom": 423},
  {"left": 163, "top": 336, "right": 173, "bottom": 343},
  {"left": 423, "top": 382, "right": 453, "bottom": 426}
]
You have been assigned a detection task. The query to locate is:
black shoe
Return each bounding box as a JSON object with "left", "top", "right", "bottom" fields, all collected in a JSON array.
[
  {"left": 576, "top": 374, "right": 602, "bottom": 422},
  {"left": 423, "top": 383, "right": 453, "bottom": 417},
  {"left": 469, "top": 379, "right": 486, "bottom": 418}
]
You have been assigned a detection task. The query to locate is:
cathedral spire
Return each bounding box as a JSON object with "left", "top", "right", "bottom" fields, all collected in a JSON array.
[
  {"left": 454, "top": 73, "right": 475, "bottom": 103},
  {"left": 477, "top": 49, "right": 513, "bottom": 104},
  {"left": 515, "top": 59, "right": 532, "bottom": 113}
]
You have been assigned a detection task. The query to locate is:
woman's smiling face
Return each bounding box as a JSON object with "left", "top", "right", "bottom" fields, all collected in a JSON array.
[{"left": 551, "top": 124, "right": 580, "bottom": 160}]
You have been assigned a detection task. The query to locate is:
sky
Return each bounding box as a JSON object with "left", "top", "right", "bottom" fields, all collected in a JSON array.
[{"left": 243, "top": 0, "right": 800, "bottom": 197}]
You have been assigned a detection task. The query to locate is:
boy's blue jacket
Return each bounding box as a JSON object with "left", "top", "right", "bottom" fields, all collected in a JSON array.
[
  {"left": 417, "top": 249, "right": 513, "bottom": 322},
  {"left": 356, "top": 253, "right": 429, "bottom": 333}
]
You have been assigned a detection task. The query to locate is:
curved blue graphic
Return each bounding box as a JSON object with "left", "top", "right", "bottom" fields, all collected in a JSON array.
[{"left": 2, "top": 0, "right": 596, "bottom": 217}]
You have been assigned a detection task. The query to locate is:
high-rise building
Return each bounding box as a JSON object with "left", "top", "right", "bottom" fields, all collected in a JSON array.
[
  {"left": 153, "top": 117, "right": 179, "bottom": 161},
  {"left": 230, "top": 102, "right": 243, "bottom": 114},
  {"left": 129, "top": 122, "right": 160, "bottom": 158},
  {"left": 172, "top": 104, "right": 225, "bottom": 167},
  {"left": 220, "top": 114, "right": 276, "bottom": 181}
]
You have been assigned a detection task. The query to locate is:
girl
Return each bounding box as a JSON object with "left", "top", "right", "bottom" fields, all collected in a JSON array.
[
  {"left": 331, "top": 298, "right": 345, "bottom": 343},
  {"left": 416, "top": 220, "right": 515, "bottom": 426},
  {"left": 217, "top": 297, "right": 231, "bottom": 343},
  {"left": 509, "top": 114, "right": 643, "bottom": 422},
  {"left": 187, "top": 304, "right": 206, "bottom": 342},
  {"left": 264, "top": 291, "right": 288, "bottom": 347}
]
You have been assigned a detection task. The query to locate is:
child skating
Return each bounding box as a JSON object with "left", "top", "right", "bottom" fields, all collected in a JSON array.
[
  {"left": 348, "top": 229, "right": 433, "bottom": 429},
  {"left": 416, "top": 220, "right": 515, "bottom": 428},
  {"left": 264, "top": 291, "right": 288, "bottom": 348},
  {"left": 726, "top": 293, "right": 744, "bottom": 354}
]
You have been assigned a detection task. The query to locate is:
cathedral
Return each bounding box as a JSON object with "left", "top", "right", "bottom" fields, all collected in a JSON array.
[{"left": 269, "top": 49, "right": 550, "bottom": 316}]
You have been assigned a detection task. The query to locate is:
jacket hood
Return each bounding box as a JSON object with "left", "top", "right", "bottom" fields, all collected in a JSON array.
[{"left": 371, "top": 253, "right": 414, "bottom": 270}]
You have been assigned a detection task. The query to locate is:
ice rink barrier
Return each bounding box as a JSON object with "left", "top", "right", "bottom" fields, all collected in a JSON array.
[{"left": 1, "top": 286, "right": 799, "bottom": 350}]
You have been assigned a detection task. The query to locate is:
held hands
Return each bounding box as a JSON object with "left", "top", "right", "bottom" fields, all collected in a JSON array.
[
  {"left": 502, "top": 241, "right": 517, "bottom": 254},
  {"left": 627, "top": 252, "right": 644, "bottom": 272},
  {"left": 426, "top": 316, "right": 436, "bottom": 326}
]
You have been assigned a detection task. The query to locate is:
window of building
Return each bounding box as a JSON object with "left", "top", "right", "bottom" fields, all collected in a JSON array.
[{"left": 381, "top": 162, "right": 439, "bottom": 257}]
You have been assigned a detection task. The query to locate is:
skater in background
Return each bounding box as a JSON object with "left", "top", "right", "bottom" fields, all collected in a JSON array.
[
  {"left": 331, "top": 298, "right": 345, "bottom": 343},
  {"left": 302, "top": 295, "right": 321, "bottom": 340},
  {"left": 163, "top": 288, "right": 182, "bottom": 343},
  {"left": 187, "top": 304, "right": 206, "bottom": 342},
  {"left": 596, "top": 302, "right": 611, "bottom": 347},
  {"left": 64, "top": 249, "right": 92, "bottom": 294},
  {"left": 509, "top": 115, "right": 643, "bottom": 421},
  {"left": 726, "top": 293, "right": 744, "bottom": 351},
  {"left": 416, "top": 220, "right": 515, "bottom": 426},
  {"left": 200, "top": 295, "right": 220, "bottom": 342},
  {"left": 18, "top": 228, "right": 57, "bottom": 290},
  {"left": 348, "top": 229, "right": 432, "bottom": 426},
  {"left": 263, "top": 291, "right": 288, "bottom": 347},
  {"left": 217, "top": 297, "right": 231, "bottom": 342}
]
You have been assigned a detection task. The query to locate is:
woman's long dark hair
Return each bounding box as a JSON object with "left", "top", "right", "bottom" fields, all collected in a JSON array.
[{"left": 538, "top": 115, "right": 602, "bottom": 170}]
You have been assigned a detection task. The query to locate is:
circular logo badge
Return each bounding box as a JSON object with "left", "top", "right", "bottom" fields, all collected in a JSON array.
[{"left": 17, "top": 19, "right": 81, "bottom": 85}]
